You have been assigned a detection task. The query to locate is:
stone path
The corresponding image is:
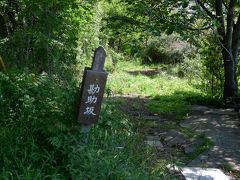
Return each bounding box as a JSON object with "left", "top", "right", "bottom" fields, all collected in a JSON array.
[
  {"left": 180, "top": 105, "right": 240, "bottom": 171},
  {"left": 180, "top": 167, "right": 230, "bottom": 180},
  {"left": 116, "top": 95, "right": 240, "bottom": 178}
]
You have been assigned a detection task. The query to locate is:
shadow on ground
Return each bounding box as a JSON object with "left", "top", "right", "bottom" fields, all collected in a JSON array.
[
  {"left": 105, "top": 93, "right": 240, "bottom": 175},
  {"left": 126, "top": 69, "right": 161, "bottom": 77},
  {"left": 181, "top": 105, "right": 240, "bottom": 171}
]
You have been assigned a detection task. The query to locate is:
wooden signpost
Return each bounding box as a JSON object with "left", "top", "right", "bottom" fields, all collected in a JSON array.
[{"left": 77, "top": 46, "right": 107, "bottom": 136}]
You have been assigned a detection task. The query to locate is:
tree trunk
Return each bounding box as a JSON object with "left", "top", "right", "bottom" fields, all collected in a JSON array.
[
  {"left": 222, "top": 48, "right": 236, "bottom": 99},
  {"left": 232, "top": 19, "right": 240, "bottom": 97},
  {"left": 223, "top": 55, "right": 237, "bottom": 100},
  {"left": 196, "top": 0, "right": 240, "bottom": 99},
  {"left": 233, "top": 48, "right": 239, "bottom": 97},
  {"left": 0, "top": 15, "right": 8, "bottom": 38}
]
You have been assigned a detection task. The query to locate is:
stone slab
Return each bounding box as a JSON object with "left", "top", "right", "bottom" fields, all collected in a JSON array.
[
  {"left": 145, "top": 136, "right": 164, "bottom": 149},
  {"left": 181, "top": 167, "right": 230, "bottom": 180},
  {"left": 145, "top": 140, "right": 163, "bottom": 147},
  {"left": 181, "top": 105, "right": 240, "bottom": 171},
  {"left": 162, "top": 130, "right": 189, "bottom": 147}
]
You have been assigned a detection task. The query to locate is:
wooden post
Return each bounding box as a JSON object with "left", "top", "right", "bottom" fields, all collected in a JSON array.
[
  {"left": 77, "top": 46, "right": 108, "bottom": 142},
  {"left": 92, "top": 46, "right": 106, "bottom": 71}
]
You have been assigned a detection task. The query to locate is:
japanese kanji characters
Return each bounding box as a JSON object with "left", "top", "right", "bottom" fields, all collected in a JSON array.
[
  {"left": 84, "top": 107, "right": 96, "bottom": 116},
  {"left": 85, "top": 96, "right": 98, "bottom": 104},
  {"left": 87, "top": 84, "right": 100, "bottom": 95},
  {"left": 84, "top": 84, "right": 100, "bottom": 116}
]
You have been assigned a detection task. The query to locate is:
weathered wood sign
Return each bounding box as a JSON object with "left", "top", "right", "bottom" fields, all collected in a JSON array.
[{"left": 77, "top": 47, "right": 107, "bottom": 125}]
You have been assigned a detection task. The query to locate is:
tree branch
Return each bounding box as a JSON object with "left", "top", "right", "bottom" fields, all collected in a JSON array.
[
  {"left": 195, "top": 0, "right": 217, "bottom": 19},
  {"left": 215, "top": 0, "right": 226, "bottom": 40},
  {"left": 222, "top": 0, "right": 227, "bottom": 10},
  {"left": 188, "top": 25, "right": 213, "bottom": 31}
]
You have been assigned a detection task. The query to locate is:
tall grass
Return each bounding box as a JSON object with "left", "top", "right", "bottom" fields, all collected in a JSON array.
[
  {"left": 107, "top": 60, "right": 221, "bottom": 120},
  {"left": 0, "top": 60, "right": 220, "bottom": 178},
  {"left": 0, "top": 70, "right": 172, "bottom": 179}
]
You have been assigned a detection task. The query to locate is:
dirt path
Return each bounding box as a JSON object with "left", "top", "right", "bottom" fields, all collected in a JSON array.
[
  {"left": 181, "top": 105, "right": 240, "bottom": 171},
  {"left": 115, "top": 95, "right": 240, "bottom": 178}
]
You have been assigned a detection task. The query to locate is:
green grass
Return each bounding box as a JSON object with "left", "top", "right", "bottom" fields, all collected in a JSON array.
[
  {"left": 0, "top": 60, "right": 221, "bottom": 178},
  {"left": 108, "top": 61, "right": 194, "bottom": 95},
  {"left": 0, "top": 71, "right": 173, "bottom": 179},
  {"left": 107, "top": 60, "right": 208, "bottom": 120},
  {"left": 107, "top": 60, "right": 219, "bottom": 169},
  {"left": 107, "top": 60, "right": 223, "bottom": 120},
  {"left": 148, "top": 96, "right": 190, "bottom": 121}
]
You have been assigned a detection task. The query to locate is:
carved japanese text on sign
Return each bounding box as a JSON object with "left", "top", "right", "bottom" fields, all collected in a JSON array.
[
  {"left": 83, "top": 84, "right": 100, "bottom": 115},
  {"left": 77, "top": 68, "right": 107, "bottom": 125}
]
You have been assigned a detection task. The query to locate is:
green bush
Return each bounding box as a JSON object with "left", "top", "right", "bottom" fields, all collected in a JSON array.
[
  {"left": 0, "top": 72, "right": 77, "bottom": 136},
  {"left": 0, "top": 71, "right": 79, "bottom": 178},
  {"left": 142, "top": 34, "right": 192, "bottom": 64},
  {"left": 0, "top": 0, "right": 99, "bottom": 82},
  {"left": 199, "top": 35, "right": 224, "bottom": 97},
  {"left": 0, "top": 71, "right": 168, "bottom": 178},
  {"left": 178, "top": 54, "right": 202, "bottom": 80}
]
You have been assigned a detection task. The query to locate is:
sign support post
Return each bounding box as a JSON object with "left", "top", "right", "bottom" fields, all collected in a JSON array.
[{"left": 77, "top": 47, "right": 107, "bottom": 142}]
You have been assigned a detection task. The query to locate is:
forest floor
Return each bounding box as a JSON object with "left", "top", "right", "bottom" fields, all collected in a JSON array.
[
  {"left": 112, "top": 94, "right": 240, "bottom": 179},
  {"left": 181, "top": 105, "right": 240, "bottom": 171},
  {"left": 106, "top": 61, "right": 240, "bottom": 179}
]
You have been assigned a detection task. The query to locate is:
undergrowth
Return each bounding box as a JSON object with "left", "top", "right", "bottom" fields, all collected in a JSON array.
[
  {"left": 106, "top": 60, "right": 218, "bottom": 169},
  {"left": 0, "top": 60, "right": 223, "bottom": 178},
  {"left": 0, "top": 71, "right": 171, "bottom": 179},
  {"left": 107, "top": 60, "right": 221, "bottom": 120}
]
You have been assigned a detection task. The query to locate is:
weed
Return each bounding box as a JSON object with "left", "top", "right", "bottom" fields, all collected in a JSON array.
[
  {"left": 0, "top": 60, "right": 221, "bottom": 178},
  {"left": 0, "top": 70, "right": 173, "bottom": 178}
]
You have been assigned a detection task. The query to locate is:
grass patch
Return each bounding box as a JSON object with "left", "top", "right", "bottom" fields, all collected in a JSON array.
[
  {"left": 0, "top": 60, "right": 223, "bottom": 178},
  {"left": 147, "top": 91, "right": 223, "bottom": 121},
  {"left": 187, "top": 135, "right": 214, "bottom": 161},
  {"left": 109, "top": 59, "right": 222, "bottom": 98},
  {"left": 148, "top": 95, "right": 191, "bottom": 121},
  {"left": 107, "top": 60, "right": 219, "bottom": 122},
  {"left": 0, "top": 71, "right": 173, "bottom": 178}
]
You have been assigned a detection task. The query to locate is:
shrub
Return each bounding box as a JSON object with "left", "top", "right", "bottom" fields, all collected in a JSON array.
[
  {"left": 178, "top": 54, "right": 202, "bottom": 81},
  {"left": 0, "top": 71, "right": 168, "bottom": 178},
  {"left": 142, "top": 34, "right": 192, "bottom": 64},
  {"left": 0, "top": 71, "right": 77, "bottom": 136},
  {"left": 199, "top": 35, "right": 224, "bottom": 97},
  {"left": 0, "top": 0, "right": 98, "bottom": 83},
  {"left": 0, "top": 71, "right": 80, "bottom": 178}
]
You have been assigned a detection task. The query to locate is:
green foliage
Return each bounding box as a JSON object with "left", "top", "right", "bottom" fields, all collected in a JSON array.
[
  {"left": 102, "top": 0, "right": 143, "bottom": 54},
  {"left": 65, "top": 102, "right": 165, "bottom": 179},
  {"left": 199, "top": 35, "right": 224, "bottom": 97},
  {"left": 148, "top": 94, "right": 191, "bottom": 121},
  {"left": 0, "top": 70, "right": 169, "bottom": 178},
  {"left": 0, "top": 0, "right": 235, "bottom": 178},
  {"left": 0, "top": 55, "right": 223, "bottom": 179},
  {"left": 0, "top": 0, "right": 98, "bottom": 82},
  {"left": 148, "top": 90, "right": 223, "bottom": 121},
  {"left": 102, "top": 0, "right": 172, "bottom": 56},
  {"left": 178, "top": 54, "right": 202, "bottom": 81},
  {"left": 0, "top": 71, "right": 78, "bottom": 178},
  {"left": 0, "top": 71, "right": 77, "bottom": 136},
  {"left": 142, "top": 35, "right": 192, "bottom": 64},
  {"left": 108, "top": 60, "right": 223, "bottom": 121},
  {"left": 108, "top": 60, "right": 202, "bottom": 96}
]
